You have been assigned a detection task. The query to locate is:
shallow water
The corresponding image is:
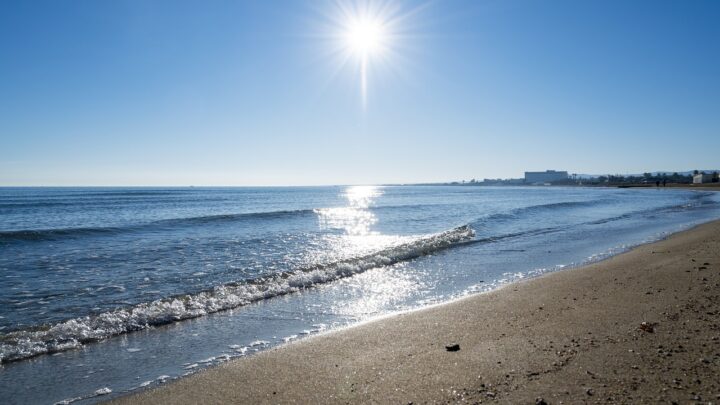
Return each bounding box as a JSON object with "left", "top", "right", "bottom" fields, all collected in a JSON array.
[{"left": 1, "top": 186, "right": 719, "bottom": 404}]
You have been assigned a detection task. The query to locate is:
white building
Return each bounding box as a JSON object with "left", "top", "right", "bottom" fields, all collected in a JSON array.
[
  {"left": 693, "top": 173, "right": 714, "bottom": 184},
  {"left": 524, "top": 170, "right": 568, "bottom": 184}
]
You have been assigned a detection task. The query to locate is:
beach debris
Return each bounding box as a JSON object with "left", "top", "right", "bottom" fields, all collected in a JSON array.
[
  {"left": 535, "top": 397, "right": 548, "bottom": 405},
  {"left": 585, "top": 388, "right": 594, "bottom": 396},
  {"left": 639, "top": 322, "right": 656, "bottom": 333},
  {"left": 445, "top": 344, "right": 460, "bottom": 352}
]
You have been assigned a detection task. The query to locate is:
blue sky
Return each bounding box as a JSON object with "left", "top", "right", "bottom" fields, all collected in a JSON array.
[{"left": 1, "top": 0, "right": 718, "bottom": 186}]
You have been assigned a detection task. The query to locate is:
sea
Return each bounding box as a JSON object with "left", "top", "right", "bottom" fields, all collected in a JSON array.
[{"left": 1, "top": 185, "right": 719, "bottom": 404}]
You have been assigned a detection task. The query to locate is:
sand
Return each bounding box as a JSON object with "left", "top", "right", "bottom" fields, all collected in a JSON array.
[{"left": 111, "top": 219, "right": 720, "bottom": 404}]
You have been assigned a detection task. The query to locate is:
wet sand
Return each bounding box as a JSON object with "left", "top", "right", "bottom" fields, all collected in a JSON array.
[{"left": 111, "top": 219, "right": 720, "bottom": 404}]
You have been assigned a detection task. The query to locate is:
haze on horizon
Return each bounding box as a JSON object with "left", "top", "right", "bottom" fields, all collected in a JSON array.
[{"left": 1, "top": 0, "right": 718, "bottom": 187}]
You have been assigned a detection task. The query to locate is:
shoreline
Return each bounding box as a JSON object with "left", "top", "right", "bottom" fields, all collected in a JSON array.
[{"left": 111, "top": 218, "right": 720, "bottom": 404}]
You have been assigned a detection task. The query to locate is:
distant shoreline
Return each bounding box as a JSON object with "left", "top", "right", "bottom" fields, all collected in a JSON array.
[{"left": 407, "top": 182, "right": 720, "bottom": 190}]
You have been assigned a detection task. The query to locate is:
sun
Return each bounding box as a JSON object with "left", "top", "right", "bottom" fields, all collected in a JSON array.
[
  {"left": 340, "top": 14, "right": 389, "bottom": 109},
  {"left": 319, "top": 1, "right": 423, "bottom": 109},
  {"left": 344, "top": 18, "right": 386, "bottom": 57}
]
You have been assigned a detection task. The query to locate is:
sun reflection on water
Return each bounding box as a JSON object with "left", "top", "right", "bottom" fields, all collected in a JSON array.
[
  {"left": 309, "top": 186, "right": 421, "bottom": 316},
  {"left": 329, "top": 263, "right": 424, "bottom": 318},
  {"left": 316, "top": 186, "right": 382, "bottom": 236},
  {"left": 312, "top": 186, "right": 406, "bottom": 263}
]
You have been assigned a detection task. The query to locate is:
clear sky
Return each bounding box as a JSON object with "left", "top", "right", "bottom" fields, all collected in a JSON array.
[{"left": 1, "top": 0, "right": 718, "bottom": 186}]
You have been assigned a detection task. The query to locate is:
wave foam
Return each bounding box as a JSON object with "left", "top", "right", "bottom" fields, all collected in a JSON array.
[{"left": 0, "top": 225, "right": 474, "bottom": 363}]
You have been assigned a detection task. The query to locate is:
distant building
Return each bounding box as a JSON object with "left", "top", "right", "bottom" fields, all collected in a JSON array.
[
  {"left": 524, "top": 170, "right": 568, "bottom": 184},
  {"left": 693, "top": 173, "right": 714, "bottom": 184}
]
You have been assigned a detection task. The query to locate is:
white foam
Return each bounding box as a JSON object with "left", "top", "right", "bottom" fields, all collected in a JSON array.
[
  {"left": 94, "top": 388, "right": 112, "bottom": 396},
  {"left": 54, "top": 397, "right": 82, "bottom": 405},
  {"left": 0, "top": 225, "right": 474, "bottom": 363}
]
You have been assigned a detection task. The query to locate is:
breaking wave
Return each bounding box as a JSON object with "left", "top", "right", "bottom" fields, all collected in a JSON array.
[{"left": 0, "top": 225, "right": 475, "bottom": 363}]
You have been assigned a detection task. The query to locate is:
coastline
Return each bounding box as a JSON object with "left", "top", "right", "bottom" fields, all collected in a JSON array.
[
  {"left": 110, "top": 218, "right": 720, "bottom": 404},
  {"left": 616, "top": 184, "right": 720, "bottom": 191}
]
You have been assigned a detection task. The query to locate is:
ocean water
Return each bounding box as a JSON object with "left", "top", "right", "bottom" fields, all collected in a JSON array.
[{"left": 1, "top": 185, "right": 719, "bottom": 404}]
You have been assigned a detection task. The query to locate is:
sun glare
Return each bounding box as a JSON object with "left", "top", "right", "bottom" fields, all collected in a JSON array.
[
  {"left": 340, "top": 14, "right": 389, "bottom": 109},
  {"left": 345, "top": 18, "right": 385, "bottom": 56},
  {"left": 320, "top": 1, "right": 422, "bottom": 110}
]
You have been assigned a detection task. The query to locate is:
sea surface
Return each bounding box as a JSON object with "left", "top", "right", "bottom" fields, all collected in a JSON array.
[{"left": 1, "top": 186, "right": 719, "bottom": 404}]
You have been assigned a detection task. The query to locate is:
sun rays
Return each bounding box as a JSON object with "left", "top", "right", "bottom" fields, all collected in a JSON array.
[{"left": 314, "top": 1, "right": 425, "bottom": 110}]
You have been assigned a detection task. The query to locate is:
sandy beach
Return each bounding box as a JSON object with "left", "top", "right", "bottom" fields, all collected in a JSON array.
[
  {"left": 3, "top": 0, "right": 719, "bottom": 403},
  {"left": 111, "top": 219, "right": 720, "bottom": 404}
]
